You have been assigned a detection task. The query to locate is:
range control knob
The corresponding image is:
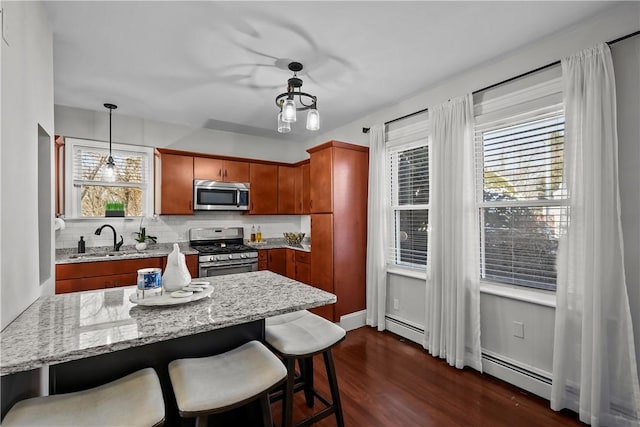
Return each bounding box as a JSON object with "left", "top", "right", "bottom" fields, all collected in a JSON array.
[
  {"left": 229, "top": 254, "right": 233, "bottom": 260},
  {"left": 241, "top": 254, "right": 246, "bottom": 259}
]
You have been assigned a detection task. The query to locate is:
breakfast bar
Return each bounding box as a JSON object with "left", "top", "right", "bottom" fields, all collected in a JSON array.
[{"left": 0, "top": 271, "right": 336, "bottom": 424}]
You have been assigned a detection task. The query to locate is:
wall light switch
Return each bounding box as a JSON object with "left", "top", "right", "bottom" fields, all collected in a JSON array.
[
  {"left": 393, "top": 298, "right": 399, "bottom": 310},
  {"left": 512, "top": 321, "right": 525, "bottom": 339}
]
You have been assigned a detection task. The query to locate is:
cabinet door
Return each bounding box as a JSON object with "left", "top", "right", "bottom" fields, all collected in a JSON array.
[
  {"left": 194, "top": 157, "right": 224, "bottom": 181},
  {"left": 286, "top": 249, "right": 296, "bottom": 279},
  {"left": 249, "top": 163, "right": 278, "bottom": 214},
  {"left": 185, "top": 254, "right": 199, "bottom": 278},
  {"left": 295, "top": 259, "right": 311, "bottom": 284},
  {"left": 160, "top": 153, "right": 194, "bottom": 215},
  {"left": 302, "top": 163, "right": 311, "bottom": 214},
  {"left": 310, "top": 214, "right": 334, "bottom": 321},
  {"left": 223, "top": 160, "right": 250, "bottom": 182},
  {"left": 293, "top": 166, "right": 303, "bottom": 214},
  {"left": 310, "top": 148, "right": 333, "bottom": 213},
  {"left": 278, "top": 166, "right": 296, "bottom": 214},
  {"left": 267, "top": 248, "right": 287, "bottom": 276}
]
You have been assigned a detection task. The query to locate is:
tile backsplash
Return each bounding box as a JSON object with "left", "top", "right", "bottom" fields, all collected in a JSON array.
[{"left": 56, "top": 212, "right": 310, "bottom": 250}]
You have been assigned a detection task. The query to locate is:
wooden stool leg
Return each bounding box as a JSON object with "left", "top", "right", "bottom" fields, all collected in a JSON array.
[
  {"left": 195, "top": 414, "right": 208, "bottom": 427},
  {"left": 323, "top": 350, "right": 345, "bottom": 427},
  {"left": 260, "top": 394, "right": 273, "bottom": 427},
  {"left": 301, "top": 357, "right": 315, "bottom": 408},
  {"left": 282, "top": 358, "right": 296, "bottom": 427}
]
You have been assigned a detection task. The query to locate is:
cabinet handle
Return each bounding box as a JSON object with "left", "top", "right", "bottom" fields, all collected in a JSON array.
[
  {"left": 310, "top": 200, "right": 313, "bottom": 209},
  {"left": 224, "top": 169, "right": 228, "bottom": 177},
  {"left": 219, "top": 168, "right": 222, "bottom": 177}
]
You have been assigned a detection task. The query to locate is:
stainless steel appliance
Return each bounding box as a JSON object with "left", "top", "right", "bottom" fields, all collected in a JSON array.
[
  {"left": 189, "top": 227, "right": 258, "bottom": 278},
  {"left": 193, "top": 180, "right": 250, "bottom": 211}
]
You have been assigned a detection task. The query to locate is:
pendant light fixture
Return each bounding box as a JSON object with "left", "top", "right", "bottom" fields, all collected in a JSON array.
[
  {"left": 103, "top": 103, "right": 117, "bottom": 182},
  {"left": 275, "top": 62, "right": 319, "bottom": 133}
]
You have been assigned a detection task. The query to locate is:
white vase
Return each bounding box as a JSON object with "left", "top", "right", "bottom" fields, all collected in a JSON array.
[
  {"left": 135, "top": 242, "right": 147, "bottom": 251},
  {"left": 162, "top": 243, "right": 192, "bottom": 292}
]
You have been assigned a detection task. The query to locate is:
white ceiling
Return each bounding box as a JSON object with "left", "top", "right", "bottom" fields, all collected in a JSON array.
[{"left": 45, "top": 1, "right": 615, "bottom": 140}]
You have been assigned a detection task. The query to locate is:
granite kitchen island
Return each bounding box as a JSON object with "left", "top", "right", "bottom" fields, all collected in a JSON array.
[{"left": 0, "top": 271, "right": 336, "bottom": 424}]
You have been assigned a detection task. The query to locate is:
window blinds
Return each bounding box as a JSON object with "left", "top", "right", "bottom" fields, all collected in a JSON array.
[
  {"left": 72, "top": 146, "right": 147, "bottom": 185},
  {"left": 476, "top": 108, "right": 567, "bottom": 291},
  {"left": 387, "top": 117, "right": 430, "bottom": 268}
]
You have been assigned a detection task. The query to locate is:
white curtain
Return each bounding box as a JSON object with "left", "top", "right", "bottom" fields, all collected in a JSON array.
[
  {"left": 366, "top": 124, "right": 388, "bottom": 331},
  {"left": 551, "top": 43, "right": 640, "bottom": 426},
  {"left": 425, "top": 94, "right": 482, "bottom": 371}
]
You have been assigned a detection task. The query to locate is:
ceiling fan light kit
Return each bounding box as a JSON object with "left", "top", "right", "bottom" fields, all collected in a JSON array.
[{"left": 275, "top": 61, "right": 319, "bottom": 133}]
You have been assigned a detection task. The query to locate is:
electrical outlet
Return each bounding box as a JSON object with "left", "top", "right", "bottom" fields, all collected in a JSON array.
[
  {"left": 512, "top": 321, "right": 524, "bottom": 339},
  {"left": 393, "top": 298, "right": 399, "bottom": 310}
]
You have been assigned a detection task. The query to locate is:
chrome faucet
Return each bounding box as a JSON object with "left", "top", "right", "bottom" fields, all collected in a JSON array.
[{"left": 95, "top": 224, "right": 124, "bottom": 252}]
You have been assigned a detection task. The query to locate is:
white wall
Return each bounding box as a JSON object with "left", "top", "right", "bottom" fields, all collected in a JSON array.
[
  {"left": 322, "top": 2, "right": 640, "bottom": 398},
  {"left": 55, "top": 105, "right": 309, "bottom": 163},
  {"left": 1, "top": 1, "right": 55, "bottom": 329}
]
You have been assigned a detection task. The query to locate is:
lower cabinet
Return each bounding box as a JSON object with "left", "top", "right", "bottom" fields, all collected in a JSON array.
[
  {"left": 55, "top": 254, "right": 199, "bottom": 294},
  {"left": 261, "top": 248, "right": 311, "bottom": 285},
  {"left": 266, "top": 248, "right": 287, "bottom": 277}
]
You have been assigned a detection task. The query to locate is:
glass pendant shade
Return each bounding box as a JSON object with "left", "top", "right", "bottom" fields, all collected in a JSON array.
[
  {"left": 104, "top": 157, "right": 116, "bottom": 182},
  {"left": 282, "top": 99, "right": 296, "bottom": 123},
  {"left": 277, "top": 113, "right": 291, "bottom": 133},
  {"left": 306, "top": 108, "right": 320, "bottom": 131}
]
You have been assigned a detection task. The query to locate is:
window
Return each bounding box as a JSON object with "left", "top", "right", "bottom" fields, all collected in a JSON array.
[
  {"left": 386, "top": 116, "right": 430, "bottom": 269},
  {"left": 476, "top": 105, "right": 567, "bottom": 291},
  {"left": 65, "top": 138, "right": 154, "bottom": 218}
]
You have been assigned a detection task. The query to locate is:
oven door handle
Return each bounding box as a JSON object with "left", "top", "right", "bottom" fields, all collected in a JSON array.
[{"left": 200, "top": 261, "right": 256, "bottom": 268}]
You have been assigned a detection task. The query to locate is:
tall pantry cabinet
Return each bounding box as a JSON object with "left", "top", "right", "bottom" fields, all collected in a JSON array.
[{"left": 308, "top": 141, "right": 368, "bottom": 322}]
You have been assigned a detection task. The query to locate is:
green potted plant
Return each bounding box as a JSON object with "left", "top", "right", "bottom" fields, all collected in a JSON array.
[
  {"left": 105, "top": 201, "right": 125, "bottom": 217},
  {"left": 133, "top": 219, "right": 157, "bottom": 251}
]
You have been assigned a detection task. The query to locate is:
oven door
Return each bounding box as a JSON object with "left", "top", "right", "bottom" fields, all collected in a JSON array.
[{"left": 199, "top": 260, "right": 258, "bottom": 278}]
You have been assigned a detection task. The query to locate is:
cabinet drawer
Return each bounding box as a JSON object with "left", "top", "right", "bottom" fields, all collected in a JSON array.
[
  {"left": 56, "top": 257, "right": 163, "bottom": 280},
  {"left": 55, "top": 273, "right": 138, "bottom": 294},
  {"left": 295, "top": 251, "right": 311, "bottom": 264}
]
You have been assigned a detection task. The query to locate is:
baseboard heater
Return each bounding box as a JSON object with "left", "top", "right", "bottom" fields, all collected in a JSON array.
[{"left": 481, "top": 352, "right": 552, "bottom": 385}]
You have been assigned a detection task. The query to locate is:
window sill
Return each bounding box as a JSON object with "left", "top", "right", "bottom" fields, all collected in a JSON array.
[
  {"left": 386, "top": 266, "right": 427, "bottom": 280},
  {"left": 480, "top": 281, "right": 556, "bottom": 308}
]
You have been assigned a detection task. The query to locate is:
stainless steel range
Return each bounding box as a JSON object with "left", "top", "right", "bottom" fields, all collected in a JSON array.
[{"left": 189, "top": 227, "right": 258, "bottom": 278}]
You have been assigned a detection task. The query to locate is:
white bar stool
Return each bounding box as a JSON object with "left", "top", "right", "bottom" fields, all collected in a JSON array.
[
  {"left": 266, "top": 310, "right": 346, "bottom": 427},
  {"left": 168, "top": 340, "right": 287, "bottom": 427},
  {"left": 2, "top": 367, "right": 165, "bottom": 427}
]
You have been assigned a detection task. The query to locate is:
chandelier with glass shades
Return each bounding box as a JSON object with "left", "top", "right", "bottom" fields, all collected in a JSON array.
[{"left": 275, "top": 62, "right": 319, "bottom": 133}]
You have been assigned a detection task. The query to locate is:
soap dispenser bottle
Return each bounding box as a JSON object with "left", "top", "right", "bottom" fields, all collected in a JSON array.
[{"left": 78, "top": 236, "right": 86, "bottom": 254}]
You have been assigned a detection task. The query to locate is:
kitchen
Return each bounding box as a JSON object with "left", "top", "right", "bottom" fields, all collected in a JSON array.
[{"left": 2, "top": 1, "right": 640, "bottom": 426}]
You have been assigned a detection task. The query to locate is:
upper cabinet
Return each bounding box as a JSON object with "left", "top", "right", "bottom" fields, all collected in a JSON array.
[
  {"left": 249, "top": 163, "right": 278, "bottom": 214},
  {"left": 156, "top": 150, "right": 194, "bottom": 215},
  {"left": 194, "top": 157, "right": 249, "bottom": 182},
  {"left": 293, "top": 162, "right": 310, "bottom": 215},
  {"left": 309, "top": 147, "right": 333, "bottom": 213},
  {"left": 278, "top": 166, "right": 296, "bottom": 214}
]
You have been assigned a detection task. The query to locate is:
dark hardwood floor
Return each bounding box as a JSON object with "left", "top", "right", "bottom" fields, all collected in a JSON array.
[{"left": 271, "top": 326, "right": 583, "bottom": 427}]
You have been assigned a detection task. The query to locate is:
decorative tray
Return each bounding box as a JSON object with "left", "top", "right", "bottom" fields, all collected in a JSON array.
[{"left": 129, "top": 282, "right": 213, "bottom": 307}]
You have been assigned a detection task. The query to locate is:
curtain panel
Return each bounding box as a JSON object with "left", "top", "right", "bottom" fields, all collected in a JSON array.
[
  {"left": 425, "top": 94, "right": 482, "bottom": 371},
  {"left": 551, "top": 43, "right": 640, "bottom": 426},
  {"left": 366, "top": 124, "right": 388, "bottom": 331}
]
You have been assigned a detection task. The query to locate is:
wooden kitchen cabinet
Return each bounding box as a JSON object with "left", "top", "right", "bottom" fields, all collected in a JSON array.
[
  {"left": 258, "top": 250, "right": 268, "bottom": 270},
  {"left": 267, "top": 248, "right": 287, "bottom": 276},
  {"left": 285, "top": 248, "right": 311, "bottom": 283},
  {"left": 309, "top": 146, "right": 333, "bottom": 213},
  {"left": 156, "top": 151, "right": 194, "bottom": 215},
  {"left": 278, "top": 166, "right": 296, "bottom": 214},
  {"left": 308, "top": 141, "right": 369, "bottom": 321},
  {"left": 293, "top": 162, "right": 311, "bottom": 214},
  {"left": 162, "top": 254, "right": 199, "bottom": 278},
  {"left": 194, "top": 157, "right": 249, "bottom": 182},
  {"left": 55, "top": 257, "right": 164, "bottom": 294},
  {"left": 249, "top": 163, "right": 278, "bottom": 214}
]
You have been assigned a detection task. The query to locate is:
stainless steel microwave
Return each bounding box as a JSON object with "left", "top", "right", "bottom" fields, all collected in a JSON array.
[{"left": 193, "top": 180, "right": 250, "bottom": 211}]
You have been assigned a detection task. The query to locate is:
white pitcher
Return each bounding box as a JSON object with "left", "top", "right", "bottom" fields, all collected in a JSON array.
[{"left": 162, "top": 243, "right": 191, "bottom": 292}]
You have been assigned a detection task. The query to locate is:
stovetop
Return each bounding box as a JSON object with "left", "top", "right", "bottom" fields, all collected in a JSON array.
[{"left": 193, "top": 244, "right": 256, "bottom": 255}]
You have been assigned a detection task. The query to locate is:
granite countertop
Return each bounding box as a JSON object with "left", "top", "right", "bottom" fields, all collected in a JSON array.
[
  {"left": 0, "top": 271, "right": 335, "bottom": 375},
  {"left": 56, "top": 242, "right": 199, "bottom": 264},
  {"left": 246, "top": 238, "right": 311, "bottom": 253}
]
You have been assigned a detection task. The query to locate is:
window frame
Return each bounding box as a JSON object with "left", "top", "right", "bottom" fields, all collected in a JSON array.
[
  {"left": 474, "top": 75, "right": 567, "bottom": 292},
  {"left": 386, "top": 118, "right": 430, "bottom": 271},
  {"left": 64, "top": 138, "right": 154, "bottom": 219}
]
